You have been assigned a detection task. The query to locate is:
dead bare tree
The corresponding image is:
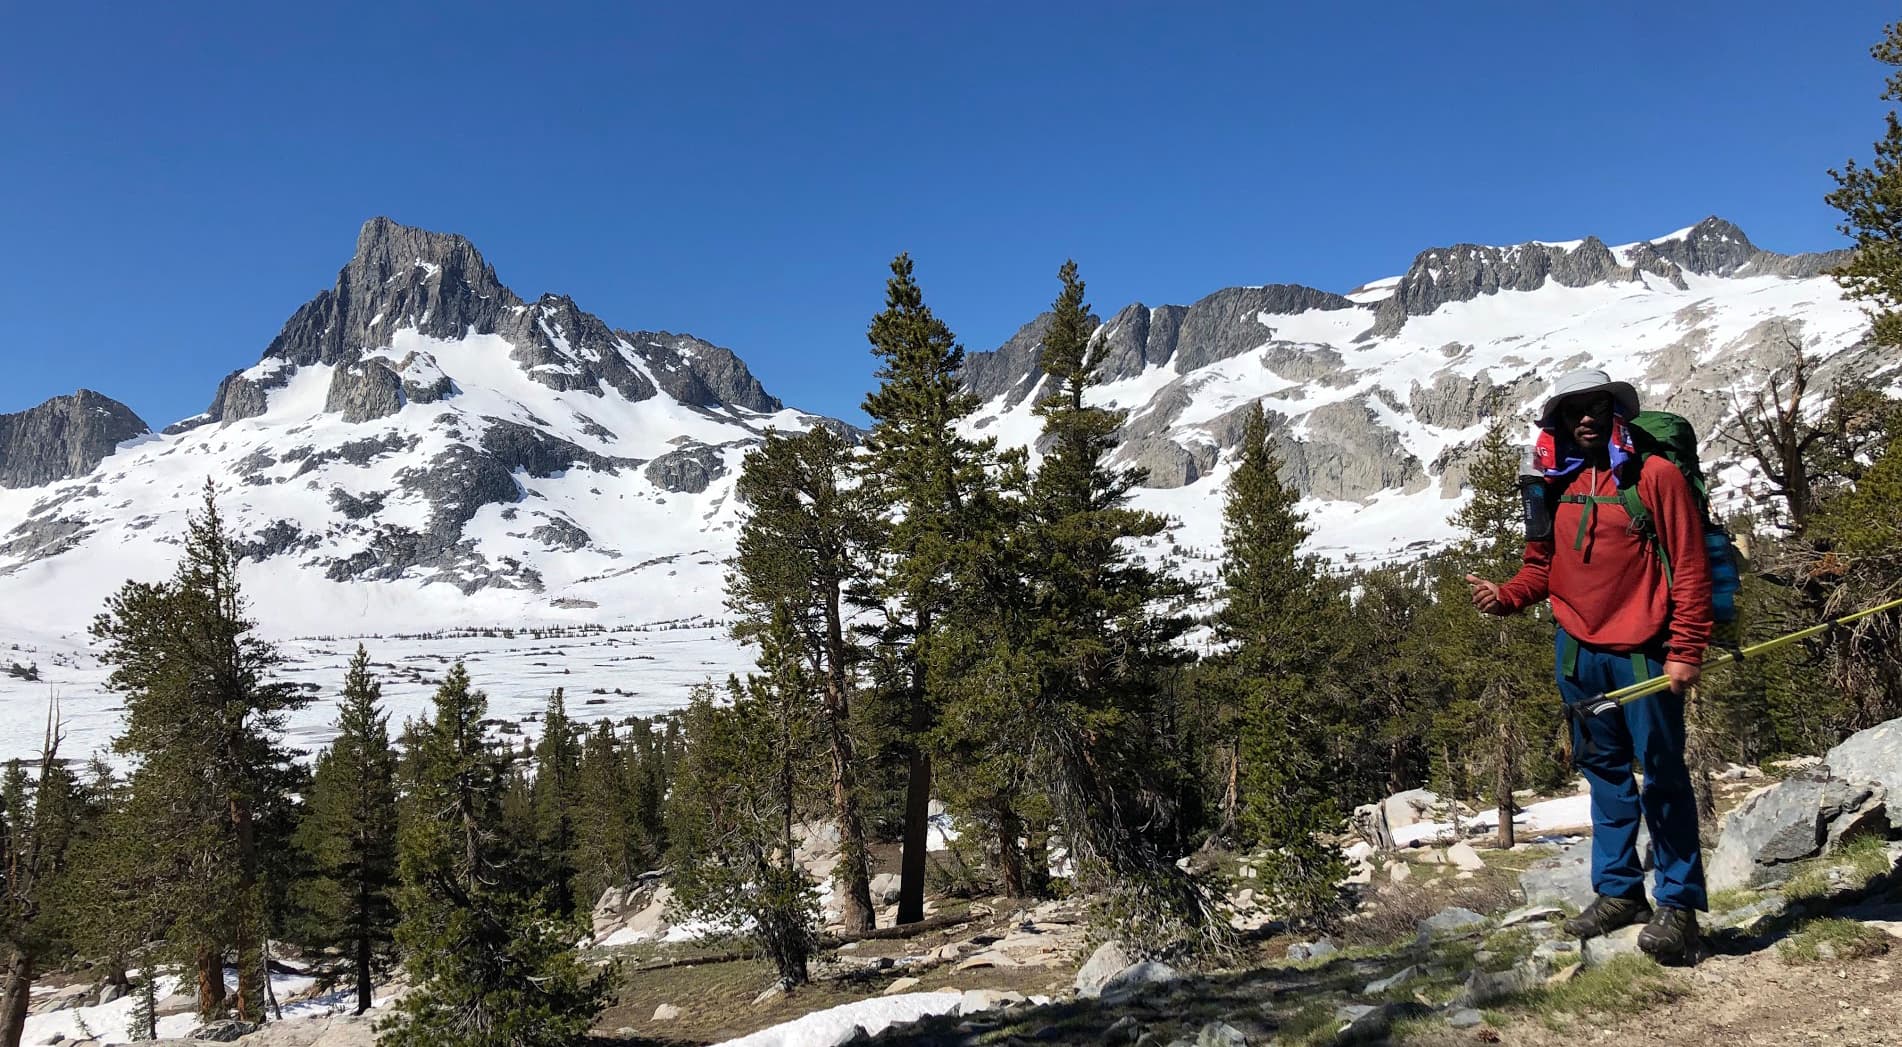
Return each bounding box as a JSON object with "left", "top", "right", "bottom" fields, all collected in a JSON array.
[{"left": 1726, "top": 330, "right": 1824, "bottom": 531}]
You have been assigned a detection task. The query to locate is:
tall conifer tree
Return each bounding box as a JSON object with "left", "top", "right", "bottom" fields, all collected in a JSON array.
[
  {"left": 1213, "top": 403, "right": 1348, "bottom": 917},
  {"left": 728, "top": 426, "right": 879, "bottom": 933},
  {"left": 860, "top": 254, "right": 995, "bottom": 924},
  {"left": 292, "top": 646, "right": 398, "bottom": 1015},
  {"left": 1018, "top": 261, "right": 1210, "bottom": 951},
  {"left": 92, "top": 482, "right": 304, "bottom": 1020},
  {"left": 530, "top": 689, "right": 582, "bottom": 917}
]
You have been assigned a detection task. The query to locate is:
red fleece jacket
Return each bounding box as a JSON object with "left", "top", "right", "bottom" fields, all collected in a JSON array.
[{"left": 1498, "top": 455, "right": 1713, "bottom": 666}]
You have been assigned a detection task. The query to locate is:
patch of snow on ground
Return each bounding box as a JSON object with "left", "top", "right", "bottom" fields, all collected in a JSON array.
[
  {"left": 713, "top": 992, "right": 970, "bottom": 1047},
  {"left": 1392, "top": 791, "right": 1594, "bottom": 848}
]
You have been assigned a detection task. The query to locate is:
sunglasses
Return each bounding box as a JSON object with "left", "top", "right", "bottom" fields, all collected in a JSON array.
[{"left": 1559, "top": 393, "right": 1617, "bottom": 423}]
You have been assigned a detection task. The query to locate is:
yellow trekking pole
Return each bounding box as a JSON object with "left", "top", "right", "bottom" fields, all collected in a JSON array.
[{"left": 1576, "top": 595, "right": 1902, "bottom": 718}]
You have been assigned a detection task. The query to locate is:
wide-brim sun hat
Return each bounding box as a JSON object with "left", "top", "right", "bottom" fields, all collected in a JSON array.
[{"left": 1537, "top": 368, "right": 1641, "bottom": 430}]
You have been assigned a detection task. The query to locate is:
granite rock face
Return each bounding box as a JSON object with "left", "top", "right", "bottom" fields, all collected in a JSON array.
[{"left": 0, "top": 390, "right": 150, "bottom": 488}]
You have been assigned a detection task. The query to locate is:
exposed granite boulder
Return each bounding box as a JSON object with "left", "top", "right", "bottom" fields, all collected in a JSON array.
[
  {"left": 1707, "top": 767, "right": 1885, "bottom": 892},
  {"left": 644, "top": 443, "right": 731, "bottom": 493},
  {"left": 1826, "top": 715, "right": 1902, "bottom": 803},
  {"left": 0, "top": 390, "right": 150, "bottom": 488}
]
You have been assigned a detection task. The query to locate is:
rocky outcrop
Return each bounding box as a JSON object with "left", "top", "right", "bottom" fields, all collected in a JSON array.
[
  {"left": 1114, "top": 435, "right": 1216, "bottom": 489},
  {"left": 964, "top": 312, "right": 1062, "bottom": 408},
  {"left": 1634, "top": 217, "right": 1851, "bottom": 279},
  {"left": 619, "top": 331, "right": 782, "bottom": 413},
  {"left": 1168, "top": 284, "right": 1360, "bottom": 373},
  {"left": 0, "top": 390, "right": 149, "bottom": 488},
  {"left": 324, "top": 360, "right": 406, "bottom": 423},
  {"left": 644, "top": 443, "right": 732, "bottom": 493},
  {"left": 1277, "top": 397, "right": 1427, "bottom": 501},
  {"left": 1368, "top": 217, "right": 1846, "bottom": 337},
  {"left": 1096, "top": 303, "right": 1187, "bottom": 382},
  {"left": 1707, "top": 717, "right": 1902, "bottom": 892}
]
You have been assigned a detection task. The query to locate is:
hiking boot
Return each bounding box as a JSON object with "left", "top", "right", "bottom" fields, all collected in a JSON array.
[
  {"left": 1638, "top": 906, "right": 1700, "bottom": 961},
  {"left": 1562, "top": 894, "right": 1652, "bottom": 939}
]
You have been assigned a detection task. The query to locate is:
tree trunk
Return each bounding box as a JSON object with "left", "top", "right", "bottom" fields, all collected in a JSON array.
[
  {"left": 232, "top": 795, "right": 262, "bottom": 1023},
  {"left": 0, "top": 947, "right": 34, "bottom": 1047},
  {"left": 897, "top": 610, "right": 932, "bottom": 926},
  {"left": 354, "top": 931, "right": 373, "bottom": 1016},
  {"left": 996, "top": 806, "right": 1027, "bottom": 898},
  {"left": 196, "top": 945, "right": 226, "bottom": 1018},
  {"left": 824, "top": 587, "right": 876, "bottom": 934}
]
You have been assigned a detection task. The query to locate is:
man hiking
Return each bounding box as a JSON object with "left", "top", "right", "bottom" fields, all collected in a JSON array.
[{"left": 1466, "top": 368, "right": 1711, "bottom": 961}]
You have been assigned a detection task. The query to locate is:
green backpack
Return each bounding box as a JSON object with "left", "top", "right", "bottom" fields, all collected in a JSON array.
[{"left": 1555, "top": 409, "right": 1742, "bottom": 625}]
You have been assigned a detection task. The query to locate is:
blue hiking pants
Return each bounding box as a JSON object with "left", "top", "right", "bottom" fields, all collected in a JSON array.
[{"left": 1555, "top": 628, "right": 1707, "bottom": 911}]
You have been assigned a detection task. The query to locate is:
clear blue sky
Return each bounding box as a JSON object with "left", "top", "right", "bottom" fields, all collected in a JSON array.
[{"left": 3, "top": 2, "right": 1895, "bottom": 428}]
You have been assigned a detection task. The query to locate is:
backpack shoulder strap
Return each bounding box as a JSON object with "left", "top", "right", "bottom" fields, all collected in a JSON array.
[{"left": 1618, "top": 457, "right": 1673, "bottom": 584}]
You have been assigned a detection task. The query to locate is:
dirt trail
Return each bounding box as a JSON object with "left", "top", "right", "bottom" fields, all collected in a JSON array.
[{"left": 1415, "top": 948, "right": 1902, "bottom": 1047}]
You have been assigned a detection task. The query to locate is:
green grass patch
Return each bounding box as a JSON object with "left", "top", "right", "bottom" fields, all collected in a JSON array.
[
  {"left": 1475, "top": 844, "right": 1559, "bottom": 873},
  {"left": 1778, "top": 917, "right": 1895, "bottom": 964},
  {"left": 1388, "top": 1014, "right": 1448, "bottom": 1042},
  {"left": 1485, "top": 954, "right": 1683, "bottom": 1030},
  {"left": 1783, "top": 834, "right": 1893, "bottom": 902},
  {"left": 1478, "top": 927, "right": 1536, "bottom": 970},
  {"left": 1706, "top": 886, "right": 1765, "bottom": 913},
  {"left": 1275, "top": 1000, "right": 1347, "bottom": 1047}
]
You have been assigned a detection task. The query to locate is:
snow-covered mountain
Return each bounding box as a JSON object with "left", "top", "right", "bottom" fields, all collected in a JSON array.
[
  {"left": 963, "top": 217, "right": 1890, "bottom": 565},
  {"left": 0, "top": 215, "right": 1888, "bottom": 759},
  {"left": 0, "top": 217, "right": 844, "bottom": 643}
]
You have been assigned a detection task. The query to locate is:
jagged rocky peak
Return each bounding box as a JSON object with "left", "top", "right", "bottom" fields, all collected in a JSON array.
[
  {"left": 965, "top": 282, "right": 1359, "bottom": 409},
  {"left": 191, "top": 217, "right": 784, "bottom": 428},
  {"left": 0, "top": 390, "right": 150, "bottom": 489},
  {"left": 1370, "top": 217, "right": 1853, "bottom": 336}
]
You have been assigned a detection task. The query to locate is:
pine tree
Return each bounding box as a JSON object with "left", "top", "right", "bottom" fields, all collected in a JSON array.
[
  {"left": 380, "top": 664, "right": 609, "bottom": 1047},
  {"left": 929, "top": 446, "right": 1049, "bottom": 897},
  {"left": 1017, "top": 260, "right": 1210, "bottom": 952},
  {"left": 530, "top": 689, "right": 582, "bottom": 917},
  {"left": 126, "top": 961, "right": 158, "bottom": 1042},
  {"left": 0, "top": 705, "right": 80, "bottom": 1047},
  {"left": 727, "top": 426, "right": 880, "bottom": 933},
  {"left": 667, "top": 657, "right": 821, "bottom": 987},
  {"left": 569, "top": 722, "right": 641, "bottom": 913},
  {"left": 1426, "top": 417, "right": 1558, "bottom": 846},
  {"left": 1213, "top": 403, "right": 1348, "bottom": 918},
  {"left": 1828, "top": 19, "right": 1902, "bottom": 351},
  {"left": 91, "top": 482, "right": 305, "bottom": 1020},
  {"left": 291, "top": 646, "right": 398, "bottom": 1015},
  {"left": 859, "top": 254, "right": 997, "bottom": 924}
]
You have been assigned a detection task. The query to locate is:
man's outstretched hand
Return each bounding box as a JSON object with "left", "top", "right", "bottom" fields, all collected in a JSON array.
[{"left": 1465, "top": 575, "right": 1508, "bottom": 616}]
